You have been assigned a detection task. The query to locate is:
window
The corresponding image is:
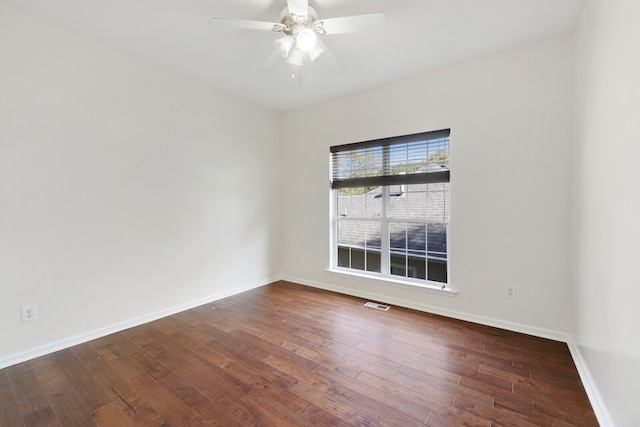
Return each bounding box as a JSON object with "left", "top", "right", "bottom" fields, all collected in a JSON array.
[{"left": 330, "top": 129, "right": 450, "bottom": 285}]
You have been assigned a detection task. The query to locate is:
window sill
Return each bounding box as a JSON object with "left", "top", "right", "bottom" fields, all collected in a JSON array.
[{"left": 326, "top": 268, "right": 457, "bottom": 298}]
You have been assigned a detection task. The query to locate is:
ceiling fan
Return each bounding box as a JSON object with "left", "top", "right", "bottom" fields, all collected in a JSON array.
[{"left": 208, "top": 0, "right": 386, "bottom": 75}]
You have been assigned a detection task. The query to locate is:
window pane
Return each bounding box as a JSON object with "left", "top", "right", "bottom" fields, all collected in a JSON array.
[
  {"left": 427, "top": 223, "right": 447, "bottom": 259},
  {"left": 390, "top": 252, "right": 426, "bottom": 280},
  {"left": 364, "top": 221, "right": 381, "bottom": 272},
  {"left": 408, "top": 223, "right": 426, "bottom": 255},
  {"left": 389, "top": 183, "right": 449, "bottom": 221},
  {"left": 390, "top": 222, "right": 426, "bottom": 280},
  {"left": 389, "top": 222, "right": 407, "bottom": 251},
  {"left": 351, "top": 248, "right": 365, "bottom": 271},
  {"left": 336, "top": 189, "right": 351, "bottom": 218},
  {"left": 365, "top": 222, "right": 382, "bottom": 250},
  {"left": 336, "top": 221, "right": 352, "bottom": 268},
  {"left": 425, "top": 182, "right": 449, "bottom": 222},
  {"left": 336, "top": 220, "right": 381, "bottom": 272},
  {"left": 390, "top": 222, "right": 427, "bottom": 253},
  {"left": 427, "top": 222, "right": 447, "bottom": 283},
  {"left": 428, "top": 258, "right": 447, "bottom": 283},
  {"left": 388, "top": 184, "right": 426, "bottom": 219},
  {"left": 336, "top": 187, "right": 382, "bottom": 218},
  {"left": 337, "top": 246, "right": 350, "bottom": 268},
  {"left": 336, "top": 220, "right": 351, "bottom": 249}
]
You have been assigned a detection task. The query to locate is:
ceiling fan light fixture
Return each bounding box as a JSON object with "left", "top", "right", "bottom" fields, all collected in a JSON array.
[
  {"left": 209, "top": 2, "right": 385, "bottom": 76},
  {"left": 274, "top": 35, "right": 294, "bottom": 58},
  {"left": 296, "top": 27, "right": 317, "bottom": 52},
  {"left": 286, "top": 48, "right": 304, "bottom": 66}
]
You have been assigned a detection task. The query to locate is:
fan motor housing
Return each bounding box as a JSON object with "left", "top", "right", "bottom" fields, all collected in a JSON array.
[{"left": 278, "top": 6, "right": 325, "bottom": 36}]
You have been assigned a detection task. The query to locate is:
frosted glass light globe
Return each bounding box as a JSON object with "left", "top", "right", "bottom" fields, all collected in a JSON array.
[{"left": 296, "top": 28, "right": 317, "bottom": 52}]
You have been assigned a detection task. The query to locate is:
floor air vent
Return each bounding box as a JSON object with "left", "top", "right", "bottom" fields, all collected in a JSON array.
[{"left": 364, "top": 302, "right": 390, "bottom": 311}]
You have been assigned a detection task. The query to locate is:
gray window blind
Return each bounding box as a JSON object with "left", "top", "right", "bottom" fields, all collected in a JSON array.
[{"left": 330, "top": 129, "right": 450, "bottom": 189}]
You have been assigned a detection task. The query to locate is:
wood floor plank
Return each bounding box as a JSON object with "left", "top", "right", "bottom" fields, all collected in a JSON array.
[
  {"left": 109, "top": 382, "right": 167, "bottom": 426},
  {"left": 0, "top": 281, "right": 599, "bottom": 426},
  {"left": 213, "top": 394, "right": 266, "bottom": 426},
  {"left": 92, "top": 334, "right": 141, "bottom": 361},
  {"left": 328, "top": 380, "right": 426, "bottom": 426},
  {"left": 426, "top": 406, "right": 494, "bottom": 427},
  {"left": 288, "top": 379, "right": 380, "bottom": 426},
  {"left": 128, "top": 376, "right": 196, "bottom": 426},
  {"left": 155, "top": 372, "right": 241, "bottom": 426},
  {"left": 208, "top": 335, "right": 300, "bottom": 391},
  {"left": 262, "top": 353, "right": 332, "bottom": 391},
  {"left": 30, "top": 357, "right": 72, "bottom": 395},
  {"left": 241, "top": 380, "right": 308, "bottom": 426},
  {"left": 48, "top": 388, "right": 97, "bottom": 427},
  {"left": 354, "top": 370, "right": 436, "bottom": 421},
  {"left": 156, "top": 353, "right": 237, "bottom": 402},
  {"left": 0, "top": 370, "right": 23, "bottom": 427},
  {"left": 54, "top": 349, "right": 113, "bottom": 412},
  {"left": 7, "top": 365, "right": 52, "bottom": 418},
  {"left": 197, "top": 345, "right": 259, "bottom": 385},
  {"left": 91, "top": 401, "right": 135, "bottom": 426},
  {"left": 300, "top": 402, "right": 351, "bottom": 426},
  {"left": 72, "top": 343, "right": 127, "bottom": 391},
  {"left": 22, "top": 407, "right": 61, "bottom": 427}
]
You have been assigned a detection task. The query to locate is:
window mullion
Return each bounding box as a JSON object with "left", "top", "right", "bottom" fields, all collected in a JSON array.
[{"left": 381, "top": 185, "right": 390, "bottom": 277}]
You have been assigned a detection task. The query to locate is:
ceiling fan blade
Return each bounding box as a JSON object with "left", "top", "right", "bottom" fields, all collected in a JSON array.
[
  {"left": 320, "top": 13, "right": 386, "bottom": 35},
  {"left": 257, "top": 49, "right": 281, "bottom": 75},
  {"left": 316, "top": 39, "right": 345, "bottom": 73},
  {"left": 208, "top": 17, "right": 277, "bottom": 31},
  {"left": 287, "top": 0, "right": 308, "bottom": 16}
]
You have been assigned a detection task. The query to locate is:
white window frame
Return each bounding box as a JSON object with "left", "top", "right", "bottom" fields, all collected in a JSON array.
[{"left": 329, "top": 130, "right": 453, "bottom": 294}]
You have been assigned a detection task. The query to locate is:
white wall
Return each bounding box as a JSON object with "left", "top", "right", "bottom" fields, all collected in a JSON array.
[
  {"left": 573, "top": 0, "right": 640, "bottom": 425},
  {"left": 2, "top": 2, "right": 636, "bottom": 423},
  {"left": 280, "top": 36, "right": 575, "bottom": 337},
  {"left": 0, "top": 5, "right": 281, "bottom": 365}
]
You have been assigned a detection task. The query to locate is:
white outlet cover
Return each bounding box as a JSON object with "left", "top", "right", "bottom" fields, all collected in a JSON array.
[{"left": 21, "top": 305, "right": 37, "bottom": 322}]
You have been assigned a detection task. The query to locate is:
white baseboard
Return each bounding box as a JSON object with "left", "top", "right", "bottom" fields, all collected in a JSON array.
[
  {"left": 282, "top": 274, "right": 615, "bottom": 427},
  {"left": 566, "top": 338, "right": 616, "bottom": 427},
  {"left": 0, "top": 277, "right": 277, "bottom": 370},
  {"left": 282, "top": 275, "right": 568, "bottom": 342}
]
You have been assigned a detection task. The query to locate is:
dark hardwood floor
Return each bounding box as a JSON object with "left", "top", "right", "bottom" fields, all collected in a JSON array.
[{"left": 0, "top": 281, "right": 598, "bottom": 426}]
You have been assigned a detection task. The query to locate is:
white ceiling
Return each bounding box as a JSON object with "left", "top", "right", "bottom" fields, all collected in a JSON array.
[{"left": 2, "top": 0, "right": 584, "bottom": 111}]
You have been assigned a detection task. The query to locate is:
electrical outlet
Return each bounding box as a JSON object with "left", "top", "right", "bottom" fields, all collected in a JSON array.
[
  {"left": 21, "top": 305, "right": 37, "bottom": 322},
  {"left": 505, "top": 287, "right": 516, "bottom": 299}
]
